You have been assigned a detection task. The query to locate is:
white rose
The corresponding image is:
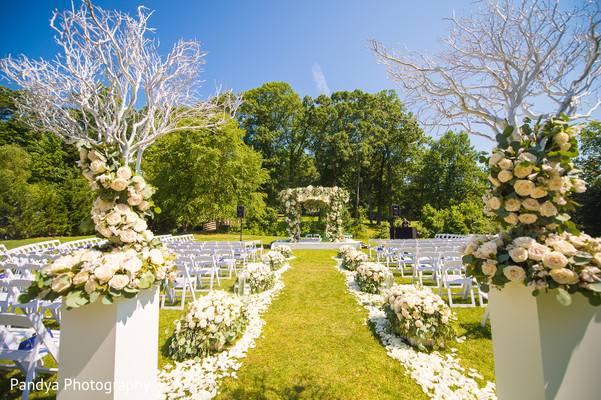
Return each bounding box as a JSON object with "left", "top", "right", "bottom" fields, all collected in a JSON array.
[
  {"left": 123, "top": 257, "right": 143, "bottom": 274},
  {"left": 553, "top": 240, "right": 578, "bottom": 256},
  {"left": 125, "top": 211, "right": 138, "bottom": 224},
  {"left": 572, "top": 179, "right": 586, "bottom": 193},
  {"left": 554, "top": 131, "right": 569, "bottom": 145},
  {"left": 128, "top": 193, "right": 143, "bottom": 206},
  {"left": 514, "top": 164, "right": 533, "bottom": 179},
  {"left": 539, "top": 201, "right": 558, "bottom": 217},
  {"left": 134, "top": 179, "right": 146, "bottom": 192},
  {"left": 542, "top": 251, "right": 569, "bottom": 269},
  {"left": 528, "top": 243, "right": 550, "bottom": 261},
  {"left": 94, "top": 264, "right": 114, "bottom": 284},
  {"left": 110, "top": 178, "right": 128, "bottom": 191},
  {"left": 51, "top": 273, "right": 72, "bottom": 293},
  {"left": 509, "top": 247, "right": 529, "bottom": 263},
  {"left": 550, "top": 268, "right": 579, "bottom": 285},
  {"left": 480, "top": 241, "right": 498, "bottom": 256},
  {"left": 72, "top": 271, "right": 89, "bottom": 286},
  {"left": 531, "top": 187, "right": 548, "bottom": 199},
  {"left": 153, "top": 267, "right": 166, "bottom": 280},
  {"left": 116, "top": 166, "right": 132, "bottom": 180},
  {"left": 498, "top": 170, "right": 514, "bottom": 183},
  {"left": 115, "top": 203, "right": 130, "bottom": 214},
  {"left": 143, "top": 230, "right": 154, "bottom": 241},
  {"left": 119, "top": 229, "right": 137, "bottom": 243},
  {"left": 482, "top": 260, "right": 498, "bottom": 276},
  {"left": 85, "top": 277, "right": 98, "bottom": 294},
  {"left": 488, "top": 152, "right": 504, "bottom": 166},
  {"left": 519, "top": 213, "right": 538, "bottom": 225},
  {"left": 547, "top": 177, "right": 564, "bottom": 192},
  {"left": 504, "top": 213, "right": 519, "bottom": 225},
  {"left": 105, "top": 211, "right": 122, "bottom": 226},
  {"left": 514, "top": 180, "right": 535, "bottom": 196},
  {"left": 149, "top": 249, "right": 165, "bottom": 265},
  {"left": 138, "top": 201, "right": 151, "bottom": 211},
  {"left": 133, "top": 219, "right": 148, "bottom": 232},
  {"left": 499, "top": 158, "right": 513, "bottom": 170},
  {"left": 108, "top": 274, "right": 130, "bottom": 290},
  {"left": 489, "top": 197, "right": 501, "bottom": 210},
  {"left": 90, "top": 160, "right": 106, "bottom": 174},
  {"left": 505, "top": 198, "right": 522, "bottom": 212},
  {"left": 503, "top": 266, "right": 526, "bottom": 282}
]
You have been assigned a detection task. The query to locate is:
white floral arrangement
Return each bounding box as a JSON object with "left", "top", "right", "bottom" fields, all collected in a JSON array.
[
  {"left": 279, "top": 186, "right": 349, "bottom": 242},
  {"left": 355, "top": 262, "right": 394, "bottom": 294},
  {"left": 261, "top": 251, "right": 286, "bottom": 271},
  {"left": 19, "top": 142, "right": 176, "bottom": 308},
  {"left": 166, "top": 290, "right": 248, "bottom": 361},
  {"left": 463, "top": 119, "right": 601, "bottom": 306},
  {"left": 274, "top": 244, "right": 293, "bottom": 259},
  {"left": 337, "top": 245, "right": 356, "bottom": 259},
  {"left": 383, "top": 284, "right": 456, "bottom": 350},
  {"left": 340, "top": 249, "right": 368, "bottom": 271},
  {"left": 240, "top": 262, "right": 276, "bottom": 293}
]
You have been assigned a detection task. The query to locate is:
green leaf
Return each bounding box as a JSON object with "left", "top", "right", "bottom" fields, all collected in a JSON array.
[
  {"left": 131, "top": 175, "right": 144, "bottom": 184},
  {"left": 138, "top": 272, "right": 155, "bottom": 289},
  {"left": 101, "top": 294, "right": 114, "bottom": 305},
  {"left": 89, "top": 290, "right": 101, "bottom": 304},
  {"left": 556, "top": 288, "right": 572, "bottom": 306}
]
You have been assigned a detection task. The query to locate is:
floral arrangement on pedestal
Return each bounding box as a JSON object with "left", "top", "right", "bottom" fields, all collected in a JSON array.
[
  {"left": 463, "top": 119, "right": 601, "bottom": 306},
  {"left": 166, "top": 290, "right": 248, "bottom": 361},
  {"left": 355, "top": 262, "right": 394, "bottom": 294},
  {"left": 383, "top": 284, "right": 456, "bottom": 350},
  {"left": 261, "top": 251, "right": 286, "bottom": 271},
  {"left": 240, "top": 262, "right": 276, "bottom": 293},
  {"left": 19, "top": 142, "right": 177, "bottom": 308},
  {"left": 274, "top": 244, "right": 293, "bottom": 259},
  {"left": 340, "top": 249, "right": 368, "bottom": 271},
  {"left": 279, "top": 186, "right": 349, "bottom": 242}
]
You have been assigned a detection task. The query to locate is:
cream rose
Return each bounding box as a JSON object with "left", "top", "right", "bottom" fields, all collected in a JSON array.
[
  {"left": 84, "top": 277, "right": 98, "bottom": 294},
  {"left": 51, "top": 273, "right": 72, "bottom": 293},
  {"left": 572, "top": 179, "right": 587, "bottom": 193},
  {"left": 153, "top": 267, "right": 166, "bottom": 280},
  {"left": 482, "top": 260, "right": 498, "bottom": 276},
  {"left": 520, "top": 152, "right": 537, "bottom": 164},
  {"left": 539, "top": 201, "right": 558, "bottom": 217},
  {"left": 488, "top": 152, "right": 504, "bottom": 166},
  {"left": 514, "top": 236, "right": 536, "bottom": 248},
  {"left": 489, "top": 196, "right": 501, "bottom": 210},
  {"left": 72, "top": 271, "right": 89, "bottom": 286},
  {"left": 514, "top": 164, "right": 533, "bottom": 178},
  {"left": 90, "top": 160, "right": 106, "bottom": 174},
  {"left": 542, "top": 251, "right": 569, "bottom": 269},
  {"left": 94, "top": 264, "right": 114, "bottom": 284},
  {"left": 509, "top": 247, "right": 529, "bottom": 263},
  {"left": 120, "top": 229, "right": 137, "bottom": 243},
  {"left": 519, "top": 213, "right": 538, "bottom": 224},
  {"left": 554, "top": 131, "right": 569, "bottom": 145},
  {"left": 488, "top": 175, "right": 501, "bottom": 187},
  {"left": 550, "top": 268, "right": 579, "bottom": 285},
  {"left": 133, "top": 219, "right": 148, "bottom": 232},
  {"left": 522, "top": 198, "right": 540, "bottom": 211},
  {"left": 97, "top": 225, "right": 113, "bottom": 238},
  {"left": 125, "top": 211, "right": 138, "bottom": 224},
  {"left": 504, "top": 213, "right": 519, "bottom": 225},
  {"left": 480, "top": 241, "right": 498, "bottom": 256},
  {"left": 498, "top": 170, "right": 514, "bottom": 183},
  {"left": 503, "top": 266, "right": 526, "bottom": 281},
  {"left": 105, "top": 211, "right": 122, "bottom": 226},
  {"left": 114, "top": 203, "right": 130, "bottom": 214},
  {"left": 108, "top": 274, "right": 130, "bottom": 291},
  {"left": 569, "top": 235, "right": 586, "bottom": 249},
  {"left": 499, "top": 158, "right": 513, "bottom": 170},
  {"left": 82, "top": 171, "right": 95, "bottom": 181},
  {"left": 143, "top": 229, "right": 154, "bottom": 241},
  {"left": 531, "top": 187, "right": 548, "bottom": 199},
  {"left": 553, "top": 240, "right": 577, "bottom": 256},
  {"left": 134, "top": 179, "right": 146, "bottom": 192},
  {"left": 123, "top": 257, "right": 143, "bottom": 274},
  {"left": 514, "top": 180, "right": 536, "bottom": 196},
  {"left": 547, "top": 177, "right": 564, "bottom": 192},
  {"left": 128, "top": 193, "right": 143, "bottom": 206},
  {"left": 528, "top": 243, "right": 550, "bottom": 261},
  {"left": 505, "top": 198, "right": 522, "bottom": 212},
  {"left": 110, "top": 178, "right": 128, "bottom": 191},
  {"left": 138, "top": 201, "right": 151, "bottom": 211},
  {"left": 116, "top": 166, "right": 132, "bottom": 180},
  {"left": 149, "top": 248, "right": 165, "bottom": 265}
]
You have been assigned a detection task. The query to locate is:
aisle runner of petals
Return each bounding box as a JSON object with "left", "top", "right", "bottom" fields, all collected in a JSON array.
[
  {"left": 157, "top": 264, "right": 291, "bottom": 399},
  {"left": 334, "top": 262, "right": 496, "bottom": 400}
]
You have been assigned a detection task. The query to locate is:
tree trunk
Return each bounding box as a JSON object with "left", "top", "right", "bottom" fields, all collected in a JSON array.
[{"left": 354, "top": 162, "right": 361, "bottom": 219}]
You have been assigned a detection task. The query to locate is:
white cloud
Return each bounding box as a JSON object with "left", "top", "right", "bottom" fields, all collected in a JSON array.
[{"left": 312, "top": 62, "right": 331, "bottom": 96}]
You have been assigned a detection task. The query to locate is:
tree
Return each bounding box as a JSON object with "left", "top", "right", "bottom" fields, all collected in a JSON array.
[
  {"left": 574, "top": 121, "right": 601, "bottom": 235},
  {"left": 143, "top": 120, "right": 268, "bottom": 232},
  {"left": 1, "top": 0, "right": 237, "bottom": 166},
  {"left": 370, "top": 0, "right": 601, "bottom": 139}
]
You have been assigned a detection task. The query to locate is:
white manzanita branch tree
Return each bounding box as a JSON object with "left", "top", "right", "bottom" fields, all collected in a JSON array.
[
  {"left": 1, "top": 0, "right": 238, "bottom": 165},
  {"left": 369, "top": 0, "right": 601, "bottom": 140}
]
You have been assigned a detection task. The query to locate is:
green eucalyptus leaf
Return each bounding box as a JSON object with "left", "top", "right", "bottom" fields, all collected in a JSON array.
[{"left": 556, "top": 288, "right": 572, "bottom": 306}]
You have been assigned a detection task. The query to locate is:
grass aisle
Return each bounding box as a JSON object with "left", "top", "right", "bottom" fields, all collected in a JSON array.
[{"left": 216, "top": 250, "right": 427, "bottom": 400}]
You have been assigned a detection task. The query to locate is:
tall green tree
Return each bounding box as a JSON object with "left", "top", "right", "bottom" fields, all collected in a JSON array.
[
  {"left": 574, "top": 121, "right": 601, "bottom": 236},
  {"left": 143, "top": 120, "right": 268, "bottom": 232}
]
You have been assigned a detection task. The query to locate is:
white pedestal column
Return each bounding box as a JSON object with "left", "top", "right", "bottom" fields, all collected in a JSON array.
[
  {"left": 489, "top": 282, "right": 601, "bottom": 400},
  {"left": 57, "top": 287, "right": 159, "bottom": 400}
]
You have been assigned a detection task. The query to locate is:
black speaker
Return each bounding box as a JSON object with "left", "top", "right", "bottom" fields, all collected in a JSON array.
[
  {"left": 391, "top": 204, "right": 400, "bottom": 217},
  {"left": 237, "top": 205, "right": 246, "bottom": 218}
]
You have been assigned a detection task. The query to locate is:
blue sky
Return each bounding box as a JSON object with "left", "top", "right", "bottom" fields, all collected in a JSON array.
[{"left": 0, "top": 0, "right": 589, "bottom": 153}]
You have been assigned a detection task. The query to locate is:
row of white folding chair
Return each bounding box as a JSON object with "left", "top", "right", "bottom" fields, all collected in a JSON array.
[
  {"left": 0, "top": 310, "right": 60, "bottom": 399},
  {"left": 161, "top": 256, "right": 221, "bottom": 309},
  {"left": 0, "top": 278, "right": 62, "bottom": 325},
  {"left": 176, "top": 249, "right": 241, "bottom": 273}
]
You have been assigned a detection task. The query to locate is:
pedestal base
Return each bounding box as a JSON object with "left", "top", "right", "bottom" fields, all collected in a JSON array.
[
  {"left": 489, "top": 283, "right": 601, "bottom": 400},
  {"left": 57, "top": 287, "right": 159, "bottom": 400}
]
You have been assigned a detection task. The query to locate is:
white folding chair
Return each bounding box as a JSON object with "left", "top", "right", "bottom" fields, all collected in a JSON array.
[
  {"left": 396, "top": 246, "right": 418, "bottom": 278},
  {"left": 190, "top": 255, "right": 218, "bottom": 291},
  {"left": 413, "top": 251, "right": 439, "bottom": 286},
  {"left": 215, "top": 249, "right": 236, "bottom": 278},
  {"left": 0, "top": 279, "right": 62, "bottom": 325},
  {"left": 161, "top": 260, "right": 196, "bottom": 310},
  {"left": 437, "top": 260, "right": 476, "bottom": 307}
]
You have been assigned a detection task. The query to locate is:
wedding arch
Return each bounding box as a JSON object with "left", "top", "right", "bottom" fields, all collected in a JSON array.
[{"left": 279, "top": 186, "right": 349, "bottom": 242}]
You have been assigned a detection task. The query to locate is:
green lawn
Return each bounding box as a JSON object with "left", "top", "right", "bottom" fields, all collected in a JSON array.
[{"left": 1, "top": 245, "right": 494, "bottom": 399}]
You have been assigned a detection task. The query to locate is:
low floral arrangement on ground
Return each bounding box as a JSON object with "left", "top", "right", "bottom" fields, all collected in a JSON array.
[
  {"left": 339, "top": 248, "right": 368, "bottom": 271},
  {"left": 241, "top": 262, "right": 276, "bottom": 293},
  {"left": 166, "top": 290, "right": 248, "bottom": 361},
  {"left": 383, "top": 284, "right": 456, "bottom": 350},
  {"left": 337, "top": 245, "right": 356, "bottom": 259},
  {"left": 274, "top": 244, "right": 293, "bottom": 259},
  {"left": 18, "top": 142, "right": 176, "bottom": 308},
  {"left": 355, "top": 262, "right": 393, "bottom": 294},
  {"left": 261, "top": 251, "right": 286, "bottom": 271},
  {"left": 463, "top": 118, "right": 601, "bottom": 306}
]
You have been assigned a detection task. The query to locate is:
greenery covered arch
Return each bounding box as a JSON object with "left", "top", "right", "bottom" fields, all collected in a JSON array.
[{"left": 279, "top": 186, "right": 349, "bottom": 242}]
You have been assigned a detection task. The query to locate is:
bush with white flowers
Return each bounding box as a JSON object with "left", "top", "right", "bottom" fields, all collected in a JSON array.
[
  {"left": 241, "top": 262, "right": 276, "bottom": 293},
  {"left": 166, "top": 290, "right": 247, "bottom": 361},
  {"left": 340, "top": 249, "right": 368, "bottom": 271},
  {"left": 261, "top": 251, "right": 286, "bottom": 271},
  {"left": 274, "top": 244, "right": 293, "bottom": 259},
  {"left": 463, "top": 119, "right": 601, "bottom": 306},
  {"left": 355, "top": 262, "right": 393, "bottom": 294},
  {"left": 383, "top": 284, "right": 456, "bottom": 350}
]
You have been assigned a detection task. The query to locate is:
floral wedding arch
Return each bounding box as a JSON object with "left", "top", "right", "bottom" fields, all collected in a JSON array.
[{"left": 279, "top": 186, "right": 349, "bottom": 242}]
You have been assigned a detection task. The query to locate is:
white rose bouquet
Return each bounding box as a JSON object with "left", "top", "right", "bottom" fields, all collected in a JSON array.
[
  {"left": 274, "top": 245, "right": 293, "bottom": 259},
  {"left": 340, "top": 249, "right": 368, "bottom": 271},
  {"left": 262, "top": 251, "right": 286, "bottom": 271},
  {"left": 166, "top": 290, "right": 248, "bottom": 361},
  {"left": 337, "top": 245, "right": 356, "bottom": 259},
  {"left": 240, "top": 262, "right": 276, "bottom": 293},
  {"left": 355, "top": 262, "right": 393, "bottom": 294},
  {"left": 383, "top": 284, "right": 456, "bottom": 350},
  {"left": 464, "top": 119, "right": 601, "bottom": 306}
]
